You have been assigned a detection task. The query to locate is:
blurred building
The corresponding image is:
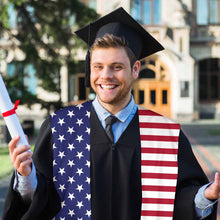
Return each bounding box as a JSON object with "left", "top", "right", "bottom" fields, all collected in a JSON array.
[
  {"left": 73, "top": 0, "right": 220, "bottom": 121},
  {"left": 1, "top": 0, "right": 220, "bottom": 124}
]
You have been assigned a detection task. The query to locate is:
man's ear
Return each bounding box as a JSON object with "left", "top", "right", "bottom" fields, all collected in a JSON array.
[{"left": 132, "top": 60, "right": 141, "bottom": 79}]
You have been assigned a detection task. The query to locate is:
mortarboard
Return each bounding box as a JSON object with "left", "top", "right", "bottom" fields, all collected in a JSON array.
[{"left": 75, "top": 7, "right": 164, "bottom": 87}]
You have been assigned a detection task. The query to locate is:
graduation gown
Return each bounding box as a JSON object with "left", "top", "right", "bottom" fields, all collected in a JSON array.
[{"left": 2, "top": 106, "right": 217, "bottom": 220}]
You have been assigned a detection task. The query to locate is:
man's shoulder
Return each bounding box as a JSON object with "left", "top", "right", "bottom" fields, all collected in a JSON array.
[
  {"left": 137, "top": 105, "right": 180, "bottom": 126},
  {"left": 53, "top": 101, "right": 92, "bottom": 115}
]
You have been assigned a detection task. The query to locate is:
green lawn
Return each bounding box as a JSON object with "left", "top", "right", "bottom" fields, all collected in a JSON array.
[
  {"left": 0, "top": 145, "right": 35, "bottom": 179},
  {"left": 208, "top": 129, "right": 220, "bottom": 136},
  {"left": 0, "top": 146, "right": 13, "bottom": 179}
]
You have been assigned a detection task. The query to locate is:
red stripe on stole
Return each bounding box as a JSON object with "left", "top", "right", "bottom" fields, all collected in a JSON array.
[
  {"left": 139, "top": 110, "right": 179, "bottom": 218},
  {"left": 139, "top": 122, "right": 180, "bottom": 129},
  {"left": 142, "top": 198, "right": 175, "bottom": 204},
  {"left": 141, "top": 210, "right": 173, "bottom": 217},
  {"left": 140, "top": 135, "right": 179, "bottom": 142},
  {"left": 142, "top": 185, "right": 176, "bottom": 192},
  {"left": 141, "top": 147, "right": 178, "bottom": 154},
  {"left": 139, "top": 110, "right": 162, "bottom": 116},
  {"left": 142, "top": 172, "right": 178, "bottom": 179},
  {"left": 141, "top": 160, "right": 178, "bottom": 167}
]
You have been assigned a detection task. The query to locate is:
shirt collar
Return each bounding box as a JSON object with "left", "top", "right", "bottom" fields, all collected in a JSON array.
[{"left": 92, "top": 95, "right": 136, "bottom": 123}]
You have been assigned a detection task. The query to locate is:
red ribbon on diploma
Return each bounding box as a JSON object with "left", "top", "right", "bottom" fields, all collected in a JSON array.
[{"left": 2, "top": 100, "right": 20, "bottom": 117}]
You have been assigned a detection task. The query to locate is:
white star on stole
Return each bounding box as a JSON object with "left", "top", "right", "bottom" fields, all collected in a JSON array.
[
  {"left": 67, "top": 127, "right": 75, "bottom": 134},
  {"left": 58, "top": 118, "right": 65, "bottom": 126},
  {"left": 67, "top": 110, "right": 75, "bottom": 118},
  {"left": 76, "top": 168, "right": 83, "bottom": 176},
  {"left": 76, "top": 118, "right": 84, "bottom": 126},
  {"left": 76, "top": 184, "right": 83, "bottom": 193}
]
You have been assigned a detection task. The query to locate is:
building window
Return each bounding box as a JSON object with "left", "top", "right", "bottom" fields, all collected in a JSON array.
[
  {"left": 140, "top": 59, "right": 169, "bottom": 81},
  {"left": 68, "top": 74, "right": 76, "bottom": 101},
  {"left": 199, "top": 58, "right": 220, "bottom": 101},
  {"left": 69, "top": 73, "right": 92, "bottom": 103},
  {"left": 139, "top": 68, "right": 156, "bottom": 79},
  {"left": 89, "top": 0, "right": 96, "bottom": 10},
  {"left": 69, "top": 74, "right": 86, "bottom": 101},
  {"left": 131, "top": 0, "right": 161, "bottom": 25},
  {"left": 139, "top": 90, "right": 145, "bottom": 104},
  {"left": 197, "top": 0, "right": 220, "bottom": 25},
  {"left": 150, "top": 90, "right": 156, "bottom": 104},
  {"left": 179, "top": 37, "right": 183, "bottom": 53},
  {"left": 7, "top": 62, "right": 37, "bottom": 99},
  {"left": 24, "top": 64, "right": 37, "bottom": 94},
  {"left": 7, "top": 62, "right": 37, "bottom": 95},
  {"left": 162, "top": 90, "right": 168, "bottom": 104},
  {"left": 8, "top": 4, "right": 17, "bottom": 28},
  {"left": 7, "top": 4, "right": 36, "bottom": 28},
  {"left": 180, "top": 81, "right": 189, "bottom": 97}
]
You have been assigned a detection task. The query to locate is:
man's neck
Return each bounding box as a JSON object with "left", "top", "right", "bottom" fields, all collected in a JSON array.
[{"left": 97, "top": 97, "right": 132, "bottom": 115}]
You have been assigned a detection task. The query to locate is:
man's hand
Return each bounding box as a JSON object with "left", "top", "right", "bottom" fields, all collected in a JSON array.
[
  {"left": 204, "top": 172, "right": 220, "bottom": 200},
  {"left": 9, "top": 135, "right": 32, "bottom": 176}
]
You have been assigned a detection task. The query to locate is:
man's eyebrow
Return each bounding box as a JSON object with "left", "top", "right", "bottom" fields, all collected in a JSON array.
[
  {"left": 91, "top": 62, "right": 103, "bottom": 65},
  {"left": 111, "top": 62, "right": 125, "bottom": 65},
  {"left": 91, "top": 62, "right": 125, "bottom": 65}
]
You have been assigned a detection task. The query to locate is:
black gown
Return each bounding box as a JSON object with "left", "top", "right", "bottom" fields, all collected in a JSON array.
[{"left": 2, "top": 107, "right": 217, "bottom": 220}]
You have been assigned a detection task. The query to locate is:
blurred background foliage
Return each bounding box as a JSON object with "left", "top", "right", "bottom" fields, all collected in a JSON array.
[{"left": 0, "top": 0, "right": 99, "bottom": 109}]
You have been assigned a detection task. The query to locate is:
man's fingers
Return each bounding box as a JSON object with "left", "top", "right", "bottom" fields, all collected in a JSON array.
[
  {"left": 11, "top": 144, "right": 31, "bottom": 161},
  {"left": 8, "top": 135, "right": 33, "bottom": 176},
  {"left": 8, "top": 135, "right": 20, "bottom": 153},
  {"left": 18, "top": 158, "right": 33, "bottom": 171},
  {"left": 214, "top": 172, "right": 220, "bottom": 184},
  {"left": 13, "top": 150, "right": 32, "bottom": 170},
  {"left": 214, "top": 172, "right": 220, "bottom": 196}
]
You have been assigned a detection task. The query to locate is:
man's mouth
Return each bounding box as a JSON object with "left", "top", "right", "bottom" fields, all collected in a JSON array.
[{"left": 100, "top": 84, "right": 117, "bottom": 90}]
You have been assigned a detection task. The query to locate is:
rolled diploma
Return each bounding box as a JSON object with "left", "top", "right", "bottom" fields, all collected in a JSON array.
[{"left": 0, "top": 74, "right": 29, "bottom": 146}]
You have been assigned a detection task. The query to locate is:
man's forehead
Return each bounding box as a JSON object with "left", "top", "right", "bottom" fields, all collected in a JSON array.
[{"left": 91, "top": 47, "right": 130, "bottom": 62}]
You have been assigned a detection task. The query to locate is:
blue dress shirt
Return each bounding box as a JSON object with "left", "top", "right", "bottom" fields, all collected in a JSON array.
[{"left": 92, "top": 96, "right": 137, "bottom": 143}]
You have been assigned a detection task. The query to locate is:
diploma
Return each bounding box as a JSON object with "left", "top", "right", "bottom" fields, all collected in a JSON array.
[{"left": 0, "top": 74, "right": 29, "bottom": 146}]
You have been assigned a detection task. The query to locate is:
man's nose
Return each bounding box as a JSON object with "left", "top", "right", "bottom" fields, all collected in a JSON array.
[{"left": 101, "top": 67, "right": 113, "bottom": 79}]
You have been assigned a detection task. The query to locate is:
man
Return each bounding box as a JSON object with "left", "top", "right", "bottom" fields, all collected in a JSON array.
[{"left": 3, "top": 7, "right": 220, "bottom": 220}]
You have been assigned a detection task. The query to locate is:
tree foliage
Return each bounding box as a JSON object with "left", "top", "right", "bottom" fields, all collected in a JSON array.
[{"left": 0, "top": 0, "right": 98, "bottom": 109}]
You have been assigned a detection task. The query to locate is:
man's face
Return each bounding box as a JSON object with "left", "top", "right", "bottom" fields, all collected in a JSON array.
[{"left": 90, "top": 47, "right": 140, "bottom": 113}]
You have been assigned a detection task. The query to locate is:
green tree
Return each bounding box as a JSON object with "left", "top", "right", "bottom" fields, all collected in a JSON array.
[{"left": 0, "top": 0, "right": 98, "bottom": 111}]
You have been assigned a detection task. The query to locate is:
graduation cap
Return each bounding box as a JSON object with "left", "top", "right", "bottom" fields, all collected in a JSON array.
[{"left": 75, "top": 7, "right": 164, "bottom": 87}]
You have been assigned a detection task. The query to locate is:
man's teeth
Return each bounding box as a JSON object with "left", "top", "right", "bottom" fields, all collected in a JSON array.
[{"left": 101, "top": 85, "right": 116, "bottom": 89}]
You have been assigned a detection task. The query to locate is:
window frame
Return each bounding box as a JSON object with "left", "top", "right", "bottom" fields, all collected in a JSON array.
[
  {"left": 131, "top": 0, "right": 161, "bottom": 25},
  {"left": 7, "top": 61, "right": 37, "bottom": 95},
  {"left": 196, "top": 0, "right": 220, "bottom": 25},
  {"left": 199, "top": 58, "right": 220, "bottom": 102}
]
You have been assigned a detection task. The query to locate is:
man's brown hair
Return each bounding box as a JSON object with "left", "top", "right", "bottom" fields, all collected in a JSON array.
[{"left": 91, "top": 34, "right": 137, "bottom": 67}]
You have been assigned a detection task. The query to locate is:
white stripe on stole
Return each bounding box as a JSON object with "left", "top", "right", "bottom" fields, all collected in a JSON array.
[
  {"left": 141, "top": 141, "right": 178, "bottom": 149},
  {"left": 141, "top": 217, "right": 173, "bottom": 220},
  {"left": 139, "top": 115, "right": 178, "bottom": 124},
  {"left": 142, "top": 153, "right": 178, "bottom": 161},
  {"left": 140, "top": 128, "right": 180, "bottom": 136},
  {"left": 142, "top": 165, "right": 178, "bottom": 174},
  {"left": 142, "top": 178, "right": 177, "bottom": 186},
  {"left": 139, "top": 108, "right": 179, "bottom": 220},
  {"left": 142, "top": 203, "right": 174, "bottom": 211},
  {"left": 142, "top": 191, "right": 176, "bottom": 199}
]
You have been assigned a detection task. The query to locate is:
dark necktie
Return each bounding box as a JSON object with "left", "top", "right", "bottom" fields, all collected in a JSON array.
[{"left": 105, "top": 115, "right": 118, "bottom": 143}]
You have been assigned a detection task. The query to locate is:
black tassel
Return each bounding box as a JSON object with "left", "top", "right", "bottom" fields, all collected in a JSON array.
[{"left": 85, "top": 50, "right": 91, "bottom": 87}]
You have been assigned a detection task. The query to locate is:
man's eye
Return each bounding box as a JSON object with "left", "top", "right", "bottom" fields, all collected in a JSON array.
[
  {"left": 113, "top": 65, "right": 122, "bottom": 70},
  {"left": 94, "top": 65, "right": 102, "bottom": 70}
]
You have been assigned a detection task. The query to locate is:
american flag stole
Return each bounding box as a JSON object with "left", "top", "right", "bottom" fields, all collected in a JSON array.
[
  {"left": 51, "top": 101, "right": 180, "bottom": 220},
  {"left": 138, "top": 108, "right": 180, "bottom": 220},
  {"left": 51, "top": 101, "right": 92, "bottom": 220}
]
